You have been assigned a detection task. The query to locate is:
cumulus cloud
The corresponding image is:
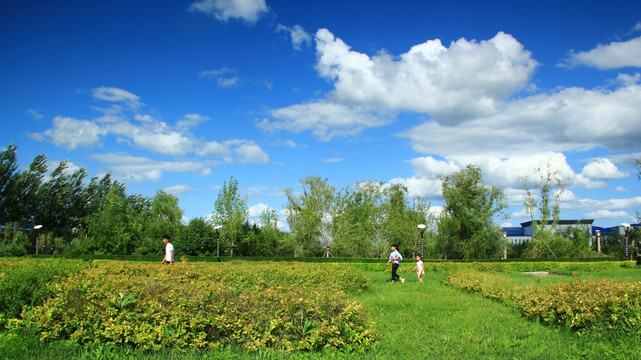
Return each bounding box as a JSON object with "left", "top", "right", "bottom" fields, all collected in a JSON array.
[
  {"left": 197, "top": 139, "right": 268, "bottom": 164},
  {"left": 42, "top": 116, "right": 107, "bottom": 150},
  {"left": 261, "top": 29, "right": 538, "bottom": 140},
  {"left": 276, "top": 24, "right": 312, "bottom": 50},
  {"left": 563, "top": 36, "right": 641, "bottom": 69},
  {"left": 581, "top": 158, "right": 628, "bottom": 180},
  {"left": 188, "top": 0, "right": 268, "bottom": 23},
  {"left": 315, "top": 29, "right": 538, "bottom": 122}
]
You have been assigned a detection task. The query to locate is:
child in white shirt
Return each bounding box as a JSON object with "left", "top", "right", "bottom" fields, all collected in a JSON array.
[{"left": 412, "top": 255, "right": 425, "bottom": 283}]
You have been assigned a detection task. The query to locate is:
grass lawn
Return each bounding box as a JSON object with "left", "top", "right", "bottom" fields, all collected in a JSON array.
[
  {"left": 358, "top": 270, "right": 640, "bottom": 360},
  {"left": 3, "top": 265, "right": 640, "bottom": 359}
]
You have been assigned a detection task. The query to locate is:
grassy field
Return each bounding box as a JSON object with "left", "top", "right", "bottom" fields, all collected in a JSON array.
[{"left": 2, "top": 265, "right": 641, "bottom": 359}]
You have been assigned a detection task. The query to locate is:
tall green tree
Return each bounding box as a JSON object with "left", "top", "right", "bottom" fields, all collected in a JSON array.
[
  {"left": 331, "top": 182, "right": 383, "bottom": 257},
  {"left": 520, "top": 161, "right": 568, "bottom": 258},
  {"left": 138, "top": 190, "right": 183, "bottom": 255},
  {"left": 84, "top": 185, "right": 137, "bottom": 255},
  {"left": 284, "top": 176, "right": 335, "bottom": 257},
  {"left": 438, "top": 164, "right": 506, "bottom": 259},
  {"left": 255, "top": 208, "right": 282, "bottom": 256},
  {"left": 36, "top": 161, "right": 88, "bottom": 247},
  {"left": 213, "top": 176, "right": 248, "bottom": 257},
  {"left": 178, "top": 217, "right": 216, "bottom": 255}
]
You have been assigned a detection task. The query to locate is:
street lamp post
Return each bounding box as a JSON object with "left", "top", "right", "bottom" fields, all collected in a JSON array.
[
  {"left": 503, "top": 231, "right": 508, "bottom": 260},
  {"left": 622, "top": 223, "right": 631, "bottom": 261},
  {"left": 417, "top": 224, "right": 426, "bottom": 258},
  {"left": 214, "top": 225, "right": 222, "bottom": 262},
  {"left": 33, "top": 225, "right": 42, "bottom": 255}
]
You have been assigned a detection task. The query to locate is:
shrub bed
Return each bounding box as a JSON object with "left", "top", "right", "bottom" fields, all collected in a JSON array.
[
  {"left": 0, "top": 258, "right": 84, "bottom": 328},
  {"left": 443, "top": 270, "right": 641, "bottom": 335},
  {"left": 9, "top": 261, "right": 377, "bottom": 352}
]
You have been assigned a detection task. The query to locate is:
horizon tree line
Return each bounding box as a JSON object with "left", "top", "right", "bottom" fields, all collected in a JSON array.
[{"left": 1, "top": 143, "right": 638, "bottom": 259}]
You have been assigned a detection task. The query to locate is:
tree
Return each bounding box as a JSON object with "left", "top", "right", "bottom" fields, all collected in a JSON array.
[
  {"left": 36, "top": 161, "right": 88, "bottom": 249},
  {"left": 139, "top": 190, "right": 183, "bottom": 255},
  {"left": 438, "top": 164, "right": 506, "bottom": 259},
  {"left": 255, "top": 208, "right": 282, "bottom": 256},
  {"left": 212, "top": 176, "right": 248, "bottom": 257},
  {"left": 178, "top": 217, "right": 216, "bottom": 255},
  {"left": 520, "top": 161, "right": 568, "bottom": 258},
  {"left": 0, "top": 144, "right": 47, "bottom": 239},
  {"left": 331, "top": 182, "right": 383, "bottom": 257},
  {"left": 84, "top": 186, "right": 138, "bottom": 255},
  {"left": 0, "top": 143, "right": 19, "bottom": 226},
  {"left": 284, "top": 176, "right": 335, "bottom": 257}
]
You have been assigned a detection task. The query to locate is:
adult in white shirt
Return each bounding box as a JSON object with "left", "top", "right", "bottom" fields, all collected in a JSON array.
[{"left": 161, "top": 235, "right": 174, "bottom": 265}]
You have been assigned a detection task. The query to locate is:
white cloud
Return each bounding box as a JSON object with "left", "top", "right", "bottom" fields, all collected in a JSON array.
[
  {"left": 401, "top": 83, "right": 641, "bottom": 157},
  {"left": 395, "top": 152, "right": 580, "bottom": 199},
  {"left": 314, "top": 29, "right": 538, "bottom": 122},
  {"left": 584, "top": 209, "right": 632, "bottom": 219},
  {"left": 388, "top": 176, "right": 442, "bottom": 199},
  {"left": 322, "top": 157, "right": 344, "bottom": 163},
  {"left": 109, "top": 121, "right": 194, "bottom": 156},
  {"left": 248, "top": 203, "right": 270, "bottom": 218},
  {"left": 36, "top": 88, "right": 270, "bottom": 166},
  {"left": 276, "top": 24, "right": 312, "bottom": 50},
  {"left": 261, "top": 101, "right": 391, "bottom": 141},
  {"left": 42, "top": 116, "right": 107, "bottom": 150},
  {"left": 92, "top": 86, "right": 141, "bottom": 106},
  {"left": 230, "top": 139, "right": 269, "bottom": 163},
  {"left": 164, "top": 184, "right": 198, "bottom": 196},
  {"left": 26, "top": 109, "right": 43, "bottom": 120},
  {"left": 188, "top": 0, "right": 268, "bottom": 23},
  {"left": 581, "top": 158, "right": 627, "bottom": 180},
  {"left": 199, "top": 68, "right": 242, "bottom": 87},
  {"left": 176, "top": 114, "right": 210, "bottom": 130},
  {"left": 91, "top": 153, "right": 209, "bottom": 182},
  {"left": 564, "top": 36, "right": 641, "bottom": 69}
]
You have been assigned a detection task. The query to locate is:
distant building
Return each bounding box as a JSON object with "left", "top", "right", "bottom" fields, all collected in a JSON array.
[{"left": 502, "top": 219, "right": 594, "bottom": 245}]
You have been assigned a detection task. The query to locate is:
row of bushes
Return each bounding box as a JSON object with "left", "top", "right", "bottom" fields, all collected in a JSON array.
[
  {"left": 4, "top": 260, "right": 377, "bottom": 352},
  {"left": 442, "top": 270, "right": 641, "bottom": 334}
]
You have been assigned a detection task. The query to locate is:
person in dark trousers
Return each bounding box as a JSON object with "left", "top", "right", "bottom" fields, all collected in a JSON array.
[{"left": 386, "top": 244, "right": 405, "bottom": 283}]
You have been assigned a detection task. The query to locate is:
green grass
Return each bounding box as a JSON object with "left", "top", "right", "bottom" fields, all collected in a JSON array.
[{"left": 3, "top": 267, "right": 641, "bottom": 359}]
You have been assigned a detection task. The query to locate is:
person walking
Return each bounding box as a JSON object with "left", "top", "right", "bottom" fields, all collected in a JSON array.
[
  {"left": 386, "top": 244, "right": 405, "bottom": 283},
  {"left": 412, "top": 255, "right": 425, "bottom": 283},
  {"left": 161, "top": 235, "right": 174, "bottom": 265}
]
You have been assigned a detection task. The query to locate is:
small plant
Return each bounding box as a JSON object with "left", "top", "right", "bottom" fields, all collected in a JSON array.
[
  {"left": 107, "top": 292, "right": 137, "bottom": 312},
  {"left": 292, "top": 310, "right": 318, "bottom": 337}
]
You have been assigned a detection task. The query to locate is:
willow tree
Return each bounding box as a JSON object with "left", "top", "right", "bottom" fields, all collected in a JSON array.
[{"left": 438, "top": 164, "right": 506, "bottom": 259}]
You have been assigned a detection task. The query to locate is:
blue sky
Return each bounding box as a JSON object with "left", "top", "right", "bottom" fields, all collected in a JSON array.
[{"left": 2, "top": 0, "right": 641, "bottom": 230}]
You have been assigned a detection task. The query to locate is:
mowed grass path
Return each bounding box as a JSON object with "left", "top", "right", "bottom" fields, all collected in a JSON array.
[{"left": 356, "top": 270, "right": 640, "bottom": 360}]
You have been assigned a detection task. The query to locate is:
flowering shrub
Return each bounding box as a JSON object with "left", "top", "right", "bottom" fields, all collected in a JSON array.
[
  {"left": 10, "top": 261, "right": 377, "bottom": 352},
  {"left": 443, "top": 270, "right": 641, "bottom": 335}
]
